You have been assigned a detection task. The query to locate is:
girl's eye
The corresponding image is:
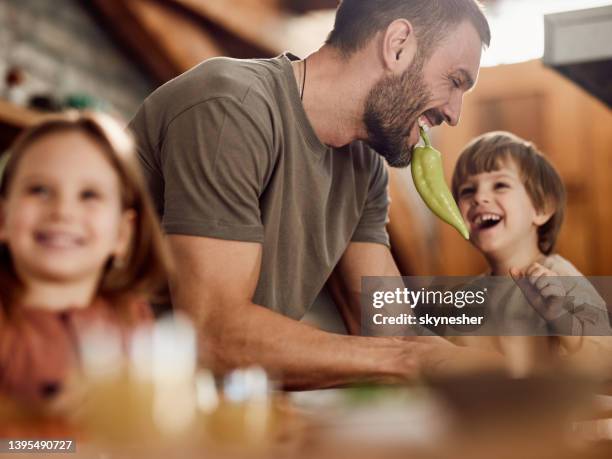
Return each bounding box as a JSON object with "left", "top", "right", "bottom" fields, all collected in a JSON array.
[
  {"left": 27, "top": 185, "right": 50, "bottom": 196},
  {"left": 81, "top": 189, "right": 101, "bottom": 200},
  {"left": 494, "top": 182, "right": 509, "bottom": 190}
]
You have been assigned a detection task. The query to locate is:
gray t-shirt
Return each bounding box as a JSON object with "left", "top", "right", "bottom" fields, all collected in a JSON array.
[{"left": 129, "top": 54, "right": 390, "bottom": 320}]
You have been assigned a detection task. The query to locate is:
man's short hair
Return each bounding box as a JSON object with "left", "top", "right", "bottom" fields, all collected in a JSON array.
[
  {"left": 451, "top": 131, "right": 566, "bottom": 255},
  {"left": 326, "top": 0, "right": 491, "bottom": 59}
]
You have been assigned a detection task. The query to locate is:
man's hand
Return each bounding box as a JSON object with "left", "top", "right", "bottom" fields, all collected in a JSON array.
[
  {"left": 510, "top": 262, "right": 567, "bottom": 322},
  {"left": 392, "top": 336, "right": 505, "bottom": 378}
]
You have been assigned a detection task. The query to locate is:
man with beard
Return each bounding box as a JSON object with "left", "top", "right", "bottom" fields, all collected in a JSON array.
[{"left": 130, "top": 0, "right": 491, "bottom": 388}]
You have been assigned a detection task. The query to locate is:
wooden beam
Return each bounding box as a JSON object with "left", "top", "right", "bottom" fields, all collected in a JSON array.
[
  {"left": 171, "top": 0, "right": 286, "bottom": 55},
  {"left": 85, "top": 0, "right": 279, "bottom": 83},
  {"left": 84, "top": 0, "right": 182, "bottom": 82},
  {"left": 130, "top": 0, "right": 225, "bottom": 71}
]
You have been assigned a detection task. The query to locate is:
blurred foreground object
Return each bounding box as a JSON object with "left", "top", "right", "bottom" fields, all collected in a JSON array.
[
  {"left": 56, "top": 313, "right": 280, "bottom": 453},
  {"left": 3, "top": 370, "right": 612, "bottom": 458}
]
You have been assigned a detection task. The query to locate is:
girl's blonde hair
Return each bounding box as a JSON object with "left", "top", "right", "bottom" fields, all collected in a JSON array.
[{"left": 0, "top": 111, "right": 170, "bottom": 313}]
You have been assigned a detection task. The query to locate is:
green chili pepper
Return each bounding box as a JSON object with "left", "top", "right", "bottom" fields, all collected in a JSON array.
[{"left": 411, "top": 127, "right": 469, "bottom": 240}]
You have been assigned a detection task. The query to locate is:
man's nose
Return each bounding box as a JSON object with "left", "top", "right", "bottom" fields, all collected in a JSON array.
[{"left": 442, "top": 92, "right": 463, "bottom": 127}]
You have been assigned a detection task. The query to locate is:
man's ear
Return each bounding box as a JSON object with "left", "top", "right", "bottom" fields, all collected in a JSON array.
[
  {"left": 382, "top": 19, "right": 417, "bottom": 72},
  {"left": 114, "top": 209, "right": 136, "bottom": 260}
]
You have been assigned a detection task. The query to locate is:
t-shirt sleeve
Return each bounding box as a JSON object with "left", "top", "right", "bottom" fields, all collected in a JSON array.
[
  {"left": 160, "top": 97, "right": 273, "bottom": 242},
  {"left": 351, "top": 155, "right": 390, "bottom": 247}
]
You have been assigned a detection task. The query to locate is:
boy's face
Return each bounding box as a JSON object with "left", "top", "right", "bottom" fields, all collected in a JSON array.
[{"left": 456, "top": 160, "right": 549, "bottom": 256}]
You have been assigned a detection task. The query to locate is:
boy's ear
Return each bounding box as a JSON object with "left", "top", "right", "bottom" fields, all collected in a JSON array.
[
  {"left": 533, "top": 204, "right": 554, "bottom": 227},
  {"left": 114, "top": 209, "right": 136, "bottom": 260}
]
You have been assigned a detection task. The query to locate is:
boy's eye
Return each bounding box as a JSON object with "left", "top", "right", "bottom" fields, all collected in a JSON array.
[
  {"left": 494, "top": 182, "right": 509, "bottom": 190},
  {"left": 459, "top": 187, "right": 475, "bottom": 197}
]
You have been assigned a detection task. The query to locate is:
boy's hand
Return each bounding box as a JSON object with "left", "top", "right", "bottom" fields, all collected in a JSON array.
[{"left": 510, "top": 263, "right": 567, "bottom": 322}]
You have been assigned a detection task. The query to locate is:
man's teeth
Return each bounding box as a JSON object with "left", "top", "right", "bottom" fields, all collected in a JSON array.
[
  {"left": 418, "top": 117, "right": 430, "bottom": 131},
  {"left": 474, "top": 213, "right": 502, "bottom": 226}
]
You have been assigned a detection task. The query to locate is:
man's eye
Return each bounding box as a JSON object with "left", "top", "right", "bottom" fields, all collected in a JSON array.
[{"left": 452, "top": 78, "right": 461, "bottom": 89}]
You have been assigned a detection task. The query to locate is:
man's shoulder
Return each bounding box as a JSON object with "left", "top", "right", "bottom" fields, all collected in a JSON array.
[{"left": 142, "top": 56, "right": 286, "bottom": 118}]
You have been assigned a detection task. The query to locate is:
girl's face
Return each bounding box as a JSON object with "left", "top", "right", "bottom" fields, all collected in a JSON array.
[
  {"left": 0, "top": 131, "right": 133, "bottom": 288},
  {"left": 456, "top": 160, "right": 550, "bottom": 257}
]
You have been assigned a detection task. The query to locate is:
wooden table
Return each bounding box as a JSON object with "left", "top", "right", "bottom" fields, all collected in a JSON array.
[{"left": 2, "top": 373, "right": 612, "bottom": 459}]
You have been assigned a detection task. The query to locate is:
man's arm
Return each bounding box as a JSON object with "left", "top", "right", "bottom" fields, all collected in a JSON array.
[
  {"left": 167, "top": 235, "right": 451, "bottom": 390},
  {"left": 327, "top": 242, "right": 505, "bottom": 373},
  {"left": 327, "top": 242, "right": 402, "bottom": 335}
]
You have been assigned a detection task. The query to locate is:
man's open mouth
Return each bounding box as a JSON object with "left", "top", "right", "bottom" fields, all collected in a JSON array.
[{"left": 417, "top": 115, "right": 432, "bottom": 130}]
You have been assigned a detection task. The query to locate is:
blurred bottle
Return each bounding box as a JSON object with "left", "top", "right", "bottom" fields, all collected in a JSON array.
[
  {"left": 76, "top": 314, "right": 200, "bottom": 449},
  {"left": 206, "top": 366, "right": 274, "bottom": 447}
]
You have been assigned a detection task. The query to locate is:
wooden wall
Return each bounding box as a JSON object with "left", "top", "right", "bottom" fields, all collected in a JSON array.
[{"left": 389, "top": 59, "right": 612, "bottom": 276}]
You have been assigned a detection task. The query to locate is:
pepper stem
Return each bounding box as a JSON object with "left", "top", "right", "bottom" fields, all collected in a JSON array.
[{"left": 419, "top": 126, "right": 431, "bottom": 147}]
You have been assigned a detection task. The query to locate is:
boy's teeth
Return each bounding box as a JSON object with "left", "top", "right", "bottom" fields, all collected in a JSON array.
[
  {"left": 475, "top": 213, "right": 501, "bottom": 226},
  {"left": 418, "top": 117, "right": 430, "bottom": 131}
]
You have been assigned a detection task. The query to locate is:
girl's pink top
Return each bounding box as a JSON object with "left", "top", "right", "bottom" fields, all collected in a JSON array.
[{"left": 0, "top": 297, "right": 152, "bottom": 403}]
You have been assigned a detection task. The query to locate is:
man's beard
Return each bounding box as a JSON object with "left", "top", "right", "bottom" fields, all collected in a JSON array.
[{"left": 363, "top": 55, "right": 432, "bottom": 168}]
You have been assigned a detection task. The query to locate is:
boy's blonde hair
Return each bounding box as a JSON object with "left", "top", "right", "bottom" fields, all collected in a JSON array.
[
  {"left": 0, "top": 111, "right": 170, "bottom": 312},
  {"left": 451, "top": 131, "right": 566, "bottom": 255}
]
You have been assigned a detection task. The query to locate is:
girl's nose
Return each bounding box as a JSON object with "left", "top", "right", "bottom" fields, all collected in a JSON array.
[{"left": 49, "top": 196, "right": 75, "bottom": 220}]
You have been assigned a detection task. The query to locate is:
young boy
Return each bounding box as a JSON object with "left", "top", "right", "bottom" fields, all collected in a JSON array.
[{"left": 450, "top": 131, "right": 610, "bottom": 374}]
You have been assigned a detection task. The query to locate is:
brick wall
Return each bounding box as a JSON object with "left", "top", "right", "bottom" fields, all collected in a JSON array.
[{"left": 0, "top": 0, "right": 154, "bottom": 120}]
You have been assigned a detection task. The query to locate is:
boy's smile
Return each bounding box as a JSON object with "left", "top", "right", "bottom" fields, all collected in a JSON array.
[
  {"left": 472, "top": 212, "right": 502, "bottom": 230},
  {"left": 456, "top": 160, "right": 546, "bottom": 258}
]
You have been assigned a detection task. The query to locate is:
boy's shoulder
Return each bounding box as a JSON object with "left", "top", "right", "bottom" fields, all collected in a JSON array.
[{"left": 541, "top": 254, "right": 583, "bottom": 276}]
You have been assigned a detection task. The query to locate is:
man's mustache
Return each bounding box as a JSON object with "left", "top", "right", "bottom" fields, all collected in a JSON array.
[{"left": 423, "top": 108, "right": 445, "bottom": 127}]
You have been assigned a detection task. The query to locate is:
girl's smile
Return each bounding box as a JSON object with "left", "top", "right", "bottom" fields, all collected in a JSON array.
[{"left": 0, "top": 131, "right": 133, "bottom": 290}]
